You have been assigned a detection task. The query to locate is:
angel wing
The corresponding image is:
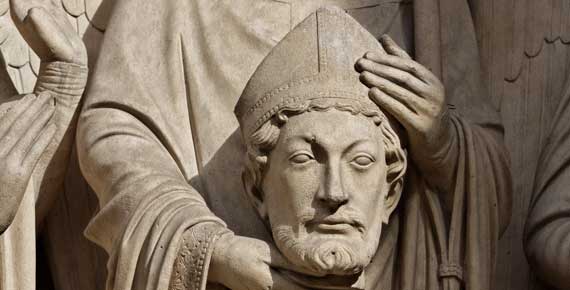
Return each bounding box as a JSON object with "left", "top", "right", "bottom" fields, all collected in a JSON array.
[
  {"left": 472, "top": 1, "right": 570, "bottom": 289},
  {"left": 0, "top": 0, "right": 113, "bottom": 93}
]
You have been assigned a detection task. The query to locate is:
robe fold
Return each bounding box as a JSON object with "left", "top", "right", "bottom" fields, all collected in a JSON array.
[
  {"left": 77, "top": 0, "right": 511, "bottom": 289},
  {"left": 524, "top": 82, "right": 570, "bottom": 290}
]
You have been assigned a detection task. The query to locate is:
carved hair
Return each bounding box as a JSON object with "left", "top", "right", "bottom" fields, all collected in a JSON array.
[{"left": 242, "top": 99, "right": 408, "bottom": 204}]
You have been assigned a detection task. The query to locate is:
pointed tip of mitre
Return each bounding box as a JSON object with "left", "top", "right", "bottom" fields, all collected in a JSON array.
[{"left": 235, "top": 5, "right": 384, "bottom": 140}]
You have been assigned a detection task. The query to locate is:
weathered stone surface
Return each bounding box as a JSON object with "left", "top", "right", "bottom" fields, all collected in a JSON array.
[
  {"left": 3, "top": 0, "right": 570, "bottom": 290},
  {"left": 77, "top": 2, "right": 511, "bottom": 289},
  {"left": 0, "top": 2, "right": 87, "bottom": 290}
]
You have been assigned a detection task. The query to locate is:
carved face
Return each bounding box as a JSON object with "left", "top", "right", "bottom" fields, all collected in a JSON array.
[{"left": 259, "top": 109, "right": 400, "bottom": 275}]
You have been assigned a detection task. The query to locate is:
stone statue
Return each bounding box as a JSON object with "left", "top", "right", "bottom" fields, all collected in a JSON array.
[
  {"left": 227, "top": 9, "right": 407, "bottom": 289},
  {"left": 3, "top": 0, "right": 570, "bottom": 289},
  {"left": 0, "top": 1, "right": 87, "bottom": 289},
  {"left": 214, "top": 8, "right": 504, "bottom": 290},
  {"left": 76, "top": 0, "right": 512, "bottom": 289}
]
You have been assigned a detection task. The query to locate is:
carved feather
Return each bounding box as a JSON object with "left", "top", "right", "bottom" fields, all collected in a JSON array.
[
  {"left": 62, "top": 0, "right": 84, "bottom": 17},
  {"left": 562, "top": 1, "right": 570, "bottom": 44},
  {"left": 471, "top": 1, "right": 570, "bottom": 290}
]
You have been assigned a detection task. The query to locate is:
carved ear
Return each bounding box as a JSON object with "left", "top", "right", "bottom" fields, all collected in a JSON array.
[
  {"left": 382, "top": 177, "right": 403, "bottom": 223},
  {"left": 382, "top": 147, "right": 407, "bottom": 223},
  {"left": 242, "top": 170, "right": 268, "bottom": 221}
]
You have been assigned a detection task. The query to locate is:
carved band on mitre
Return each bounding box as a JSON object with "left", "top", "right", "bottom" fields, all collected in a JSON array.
[{"left": 234, "top": 6, "right": 386, "bottom": 140}]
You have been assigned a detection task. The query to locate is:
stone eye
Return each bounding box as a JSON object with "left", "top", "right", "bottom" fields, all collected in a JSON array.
[
  {"left": 290, "top": 153, "right": 313, "bottom": 164},
  {"left": 352, "top": 155, "right": 374, "bottom": 167}
]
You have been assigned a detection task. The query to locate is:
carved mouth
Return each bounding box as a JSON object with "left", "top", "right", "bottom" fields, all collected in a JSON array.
[
  {"left": 315, "top": 222, "right": 354, "bottom": 233},
  {"left": 309, "top": 215, "right": 364, "bottom": 234}
]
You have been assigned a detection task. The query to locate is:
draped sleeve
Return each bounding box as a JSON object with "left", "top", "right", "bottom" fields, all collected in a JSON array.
[
  {"left": 396, "top": 1, "right": 513, "bottom": 290},
  {"left": 76, "top": 0, "right": 226, "bottom": 289}
]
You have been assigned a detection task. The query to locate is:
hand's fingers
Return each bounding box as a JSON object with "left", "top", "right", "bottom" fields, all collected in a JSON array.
[
  {"left": 364, "top": 53, "right": 440, "bottom": 85},
  {"left": 380, "top": 34, "right": 411, "bottom": 59},
  {"left": 356, "top": 58, "right": 428, "bottom": 94},
  {"left": 0, "top": 94, "right": 54, "bottom": 155},
  {"left": 356, "top": 47, "right": 387, "bottom": 73},
  {"left": 27, "top": 7, "right": 75, "bottom": 62},
  {"left": 369, "top": 87, "right": 415, "bottom": 130},
  {"left": 269, "top": 269, "right": 310, "bottom": 290},
  {"left": 10, "top": 2, "right": 50, "bottom": 60},
  {"left": 360, "top": 72, "right": 426, "bottom": 113},
  {"left": 10, "top": 0, "right": 67, "bottom": 28},
  {"left": 372, "top": 40, "right": 388, "bottom": 56},
  {"left": 0, "top": 94, "right": 36, "bottom": 138},
  {"left": 32, "top": 4, "right": 80, "bottom": 49},
  {"left": 21, "top": 123, "right": 56, "bottom": 171},
  {"left": 10, "top": 103, "right": 55, "bottom": 161}
]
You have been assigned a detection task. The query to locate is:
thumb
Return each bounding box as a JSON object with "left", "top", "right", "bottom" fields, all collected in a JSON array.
[{"left": 380, "top": 34, "right": 411, "bottom": 60}]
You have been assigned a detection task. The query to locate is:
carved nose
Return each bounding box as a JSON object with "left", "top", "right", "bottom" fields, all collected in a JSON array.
[
  {"left": 321, "top": 191, "right": 349, "bottom": 207},
  {"left": 320, "top": 164, "right": 349, "bottom": 207}
]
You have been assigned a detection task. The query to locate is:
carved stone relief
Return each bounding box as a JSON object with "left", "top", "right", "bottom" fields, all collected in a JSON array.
[{"left": 0, "top": 0, "right": 568, "bottom": 290}]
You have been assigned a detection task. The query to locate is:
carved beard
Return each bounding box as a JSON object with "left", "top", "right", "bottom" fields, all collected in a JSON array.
[{"left": 272, "top": 225, "right": 369, "bottom": 275}]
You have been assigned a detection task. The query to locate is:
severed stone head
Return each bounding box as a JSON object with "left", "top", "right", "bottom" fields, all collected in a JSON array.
[{"left": 234, "top": 6, "right": 407, "bottom": 278}]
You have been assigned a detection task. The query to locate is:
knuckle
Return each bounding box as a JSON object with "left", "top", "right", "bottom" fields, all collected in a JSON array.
[
  {"left": 361, "top": 71, "right": 373, "bottom": 80},
  {"left": 370, "top": 87, "right": 382, "bottom": 96},
  {"left": 405, "top": 62, "right": 417, "bottom": 73},
  {"left": 408, "top": 64, "right": 419, "bottom": 74},
  {"left": 402, "top": 73, "right": 412, "bottom": 84}
]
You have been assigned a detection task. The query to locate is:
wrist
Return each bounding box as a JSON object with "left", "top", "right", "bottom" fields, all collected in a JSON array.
[
  {"left": 413, "top": 111, "right": 458, "bottom": 193},
  {"left": 208, "top": 231, "right": 234, "bottom": 285},
  {"left": 416, "top": 110, "right": 456, "bottom": 165},
  {"left": 34, "top": 61, "right": 88, "bottom": 100},
  {"left": 169, "top": 222, "right": 230, "bottom": 290}
]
